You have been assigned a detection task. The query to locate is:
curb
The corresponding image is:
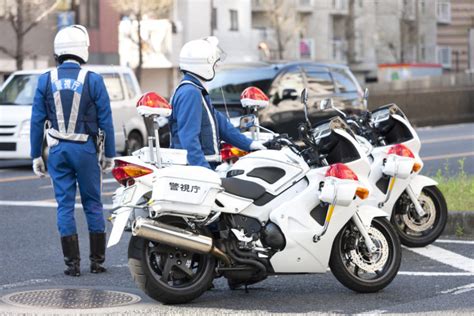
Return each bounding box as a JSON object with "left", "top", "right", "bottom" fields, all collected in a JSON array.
[{"left": 443, "top": 211, "right": 474, "bottom": 236}]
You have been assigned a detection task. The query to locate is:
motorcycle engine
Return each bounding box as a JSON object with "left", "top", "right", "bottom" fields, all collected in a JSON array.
[{"left": 228, "top": 215, "right": 286, "bottom": 251}]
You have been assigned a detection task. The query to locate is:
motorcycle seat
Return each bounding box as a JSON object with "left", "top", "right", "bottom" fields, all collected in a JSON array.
[{"left": 221, "top": 178, "right": 266, "bottom": 200}]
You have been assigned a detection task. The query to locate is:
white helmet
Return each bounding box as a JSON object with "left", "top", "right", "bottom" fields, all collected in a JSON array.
[
  {"left": 54, "top": 25, "right": 90, "bottom": 64},
  {"left": 179, "top": 36, "right": 225, "bottom": 81}
]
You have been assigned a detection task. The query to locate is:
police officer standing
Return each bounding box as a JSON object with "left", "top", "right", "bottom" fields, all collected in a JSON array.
[
  {"left": 30, "top": 25, "right": 115, "bottom": 277},
  {"left": 169, "top": 36, "right": 265, "bottom": 168}
]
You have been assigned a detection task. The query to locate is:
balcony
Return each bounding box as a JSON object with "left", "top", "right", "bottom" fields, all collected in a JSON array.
[
  {"left": 252, "top": 0, "right": 265, "bottom": 12},
  {"left": 436, "top": 0, "right": 451, "bottom": 24},
  {"left": 331, "top": 0, "right": 348, "bottom": 15},
  {"left": 298, "top": 0, "right": 314, "bottom": 13}
]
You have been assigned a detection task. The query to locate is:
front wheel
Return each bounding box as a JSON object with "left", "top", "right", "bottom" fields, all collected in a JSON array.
[
  {"left": 329, "top": 217, "right": 401, "bottom": 293},
  {"left": 391, "top": 186, "right": 447, "bottom": 247},
  {"left": 127, "top": 218, "right": 216, "bottom": 304}
]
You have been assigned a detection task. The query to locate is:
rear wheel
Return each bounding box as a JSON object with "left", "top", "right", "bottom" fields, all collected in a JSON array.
[
  {"left": 127, "top": 218, "right": 215, "bottom": 304},
  {"left": 329, "top": 217, "right": 401, "bottom": 293},
  {"left": 391, "top": 186, "right": 447, "bottom": 247}
]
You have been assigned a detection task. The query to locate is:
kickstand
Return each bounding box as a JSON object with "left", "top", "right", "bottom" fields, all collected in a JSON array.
[{"left": 245, "top": 285, "right": 249, "bottom": 294}]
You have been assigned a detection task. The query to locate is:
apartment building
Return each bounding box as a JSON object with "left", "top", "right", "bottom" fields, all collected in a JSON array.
[
  {"left": 436, "top": 0, "right": 474, "bottom": 71},
  {"left": 0, "top": 0, "right": 119, "bottom": 82},
  {"left": 121, "top": 0, "right": 261, "bottom": 96},
  {"left": 251, "top": 0, "right": 439, "bottom": 81}
]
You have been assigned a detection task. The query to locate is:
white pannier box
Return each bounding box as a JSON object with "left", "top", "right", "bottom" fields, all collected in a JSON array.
[
  {"left": 382, "top": 154, "right": 414, "bottom": 179},
  {"left": 151, "top": 165, "right": 222, "bottom": 217},
  {"left": 133, "top": 147, "right": 188, "bottom": 165},
  {"left": 319, "top": 177, "right": 358, "bottom": 207}
]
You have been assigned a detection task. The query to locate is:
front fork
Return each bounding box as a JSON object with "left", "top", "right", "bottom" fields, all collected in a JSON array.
[
  {"left": 352, "top": 213, "right": 377, "bottom": 254},
  {"left": 380, "top": 177, "right": 427, "bottom": 218},
  {"left": 405, "top": 185, "right": 426, "bottom": 217}
]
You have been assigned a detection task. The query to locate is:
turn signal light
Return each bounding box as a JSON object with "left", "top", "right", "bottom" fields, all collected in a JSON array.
[
  {"left": 325, "top": 163, "right": 358, "bottom": 181},
  {"left": 220, "top": 143, "right": 248, "bottom": 161},
  {"left": 355, "top": 187, "right": 369, "bottom": 199},
  {"left": 412, "top": 162, "right": 422, "bottom": 172},
  {"left": 387, "top": 144, "right": 414, "bottom": 158},
  {"left": 112, "top": 160, "right": 153, "bottom": 185}
]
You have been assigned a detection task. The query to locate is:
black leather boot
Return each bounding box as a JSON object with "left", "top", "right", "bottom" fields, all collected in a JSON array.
[
  {"left": 61, "top": 234, "right": 81, "bottom": 277},
  {"left": 89, "top": 232, "right": 107, "bottom": 273}
]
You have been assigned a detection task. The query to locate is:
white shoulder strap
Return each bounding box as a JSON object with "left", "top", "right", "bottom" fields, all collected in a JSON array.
[{"left": 48, "top": 68, "right": 90, "bottom": 142}]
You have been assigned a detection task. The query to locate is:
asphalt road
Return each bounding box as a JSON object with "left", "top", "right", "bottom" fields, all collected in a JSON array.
[{"left": 0, "top": 122, "right": 473, "bottom": 315}]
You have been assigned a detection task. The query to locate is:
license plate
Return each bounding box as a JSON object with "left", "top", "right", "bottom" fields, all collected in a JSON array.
[{"left": 122, "top": 185, "right": 136, "bottom": 205}]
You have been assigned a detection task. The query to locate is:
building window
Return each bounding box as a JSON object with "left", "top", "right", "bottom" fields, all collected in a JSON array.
[
  {"left": 437, "top": 46, "right": 452, "bottom": 68},
  {"left": 229, "top": 9, "right": 238, "bottom": 31},
  {"left": 211, "top": 7, "right": 217, "bottom": 30},
  {"left": 79, "top": 0, "right": 99, "bottom": 29}
]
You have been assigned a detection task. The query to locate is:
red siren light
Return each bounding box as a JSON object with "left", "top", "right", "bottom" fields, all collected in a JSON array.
[
  {"left": 240, "top": 86, "right": 269, "bottom": 109},
  {"left": 136, "top": 92, "right": 172, "bottom": 117}
]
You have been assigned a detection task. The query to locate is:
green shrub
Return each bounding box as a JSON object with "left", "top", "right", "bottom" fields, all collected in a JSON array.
[{"left": 433, "top": 159, "right": 474, "bottom": 211}]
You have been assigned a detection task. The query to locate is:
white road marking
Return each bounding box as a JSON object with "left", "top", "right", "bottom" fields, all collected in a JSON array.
[
  {"left": 103, "top": 178, "right": 116, "bottom": 184},
  {"left": 422, "top": 151, "right": 474, "bottom": 161},
  {"left": 405, "top": 245, "right": 474, "bottom": 273},
  {"left": 0, "top": 279, "right": 50, "bottom": 291},
  {"left": 0, "top": 200, "right": 113, "bottom": 209},
  {"left": 436, "top": 239, "right": 474, "bottom": 245},
  {"left": 441, "top": 283, "right": 474, "bottom": 295},
  {"left": 421, "top": 135, "right": 474, "bottom": 144},
  {"left": 398, "top": 271, "right": 474, "bottom": 276}
]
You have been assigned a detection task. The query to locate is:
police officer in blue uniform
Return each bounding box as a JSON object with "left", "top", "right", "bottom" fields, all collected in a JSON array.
[
  {"left": 169, "top": 36, "right": 266, "bottom": 168},
  {"left": 30, "top": 25, "right": 115, "bottom": 277}
]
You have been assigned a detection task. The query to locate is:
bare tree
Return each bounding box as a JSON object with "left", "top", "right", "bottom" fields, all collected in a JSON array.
[
  {"left": 111, "top": 0, "right": 172, "bottom": 83},
  {"left": 0, "top": 0, "right": 60, "bottom": 70},
  {"left": 259, "top": 0, "right": 300, "bottom": 60}
]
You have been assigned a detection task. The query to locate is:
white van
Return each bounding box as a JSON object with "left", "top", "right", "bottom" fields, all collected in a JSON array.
[{"left": 0, "top": 65, "right": 148, "bottom": 159}]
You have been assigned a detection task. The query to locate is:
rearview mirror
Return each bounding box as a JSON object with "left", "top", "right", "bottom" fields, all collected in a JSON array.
[
  {"left": 239, "top": 114, "right": 257, "bottom": 132},
  {"left": 363, "top": 88, "right": 369, "bottom": 109},
  {"left": 301, "top": 89, "right": 308, "bottom": 105},
  {"left": 319, "top": 98, "right": 333, "bottom": 111}
]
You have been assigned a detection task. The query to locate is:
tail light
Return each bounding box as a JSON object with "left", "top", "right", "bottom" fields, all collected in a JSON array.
[
  {"left": 387, "top": 144, "right": 414, "bottom": 158},
  {"left": 112, "top": 160, "right": 153, "bottom": 185},
  {"left": 220, "top": 143, "right": 248, "bottom": 162},
  {"left": 325, "top": 163, "right": 358, "bottom": 181}
]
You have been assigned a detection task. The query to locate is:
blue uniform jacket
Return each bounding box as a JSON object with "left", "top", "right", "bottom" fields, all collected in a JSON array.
[
  {"left": 169, "top": 73, "right": 252, "bottom": 168},
  {"left": 30, "top": 62, "right": 115, "bottom": 159}
]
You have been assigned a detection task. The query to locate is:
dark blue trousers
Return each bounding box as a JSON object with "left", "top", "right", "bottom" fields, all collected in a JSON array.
[{"left": 48, "top": 138, "right": 105, "bottom": 236}]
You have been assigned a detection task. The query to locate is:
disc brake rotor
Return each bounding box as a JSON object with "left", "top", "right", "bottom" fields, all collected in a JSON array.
[
  {"left": 402, "top": 193, "right": 436, "bottom": 232},
  {"left": 349, "top": 227, "right": 389, "bottom": 273}
]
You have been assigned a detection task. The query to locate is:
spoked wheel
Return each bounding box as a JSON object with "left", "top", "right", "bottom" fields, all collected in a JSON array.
[
  {"left": 391, "top": 186, "right": 447, "bottom": 247},
  {"left": 329, "top": 217, "right": 401, "bottom": 293},
  {"left": 127, "top": 218, "right": 215, "bottom": 304}
]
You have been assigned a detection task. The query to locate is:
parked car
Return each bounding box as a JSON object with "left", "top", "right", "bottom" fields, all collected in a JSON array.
[
  {"left": 0, "top": 65, "right": 147, "bottom": 159},
  {"left": 208, "top": 62, "right": 364, "bottom": 138}
]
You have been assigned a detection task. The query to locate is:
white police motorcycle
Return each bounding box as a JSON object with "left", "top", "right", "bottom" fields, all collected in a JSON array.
[
  {"left": 319, "top": 93, "right": 447, "bottom": 247},
  {"left": 107, "top": 90, "right": 401, "bottom": 304}
]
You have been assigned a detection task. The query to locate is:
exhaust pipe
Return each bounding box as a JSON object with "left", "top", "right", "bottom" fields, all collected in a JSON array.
[{"left": 132, "top": 217, "right": 230, "bottom": 265}]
